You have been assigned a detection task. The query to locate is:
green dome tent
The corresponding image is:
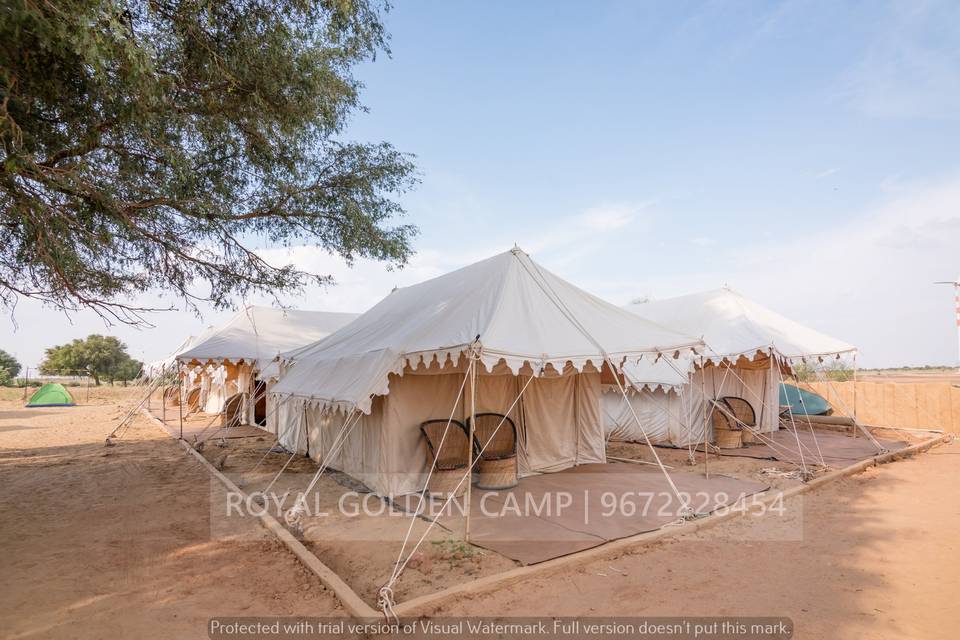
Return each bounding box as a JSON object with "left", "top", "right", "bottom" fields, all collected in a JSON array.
[{"left": 26, "top": 383, "right": 75, "bottom": 408}]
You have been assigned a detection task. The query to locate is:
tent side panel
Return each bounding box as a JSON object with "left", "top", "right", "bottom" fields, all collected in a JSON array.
[
  {"left": 305, "top": 398, "right": 386, "bottom": 494},
  {"left": 380, "top": 372, "right": 467, "bottom": 497},
  {"left": 521, "top": 375, "right": 577, "bottom": 474},
  {"left": 576, "top": 372, "right": 606, "bottom": 465}
]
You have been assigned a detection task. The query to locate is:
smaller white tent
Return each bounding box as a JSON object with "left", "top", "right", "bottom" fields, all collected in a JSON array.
[
  {"left": 177, "top": 307, "right": 359, "bottom": 370},
  {"left": 143, "top": 335, "right": 196, "bottom": 379},
  {"left": 626, "top": 288, "right": 855, "bottom": 361},
  {"left": 604, "top": 288, "right": 855, "bottom": 446},
  {"left": 142, "top": 328, "right": 218, "bottom": 379},
  {"left": 176, "top": 306, "right": 359, "bottom": 418}
]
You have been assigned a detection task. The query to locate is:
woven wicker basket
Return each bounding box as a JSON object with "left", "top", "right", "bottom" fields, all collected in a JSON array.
[
  {"left": 714, "top": 426, "right": 743, "bottom": 449},
  {"left": 427, "top": 468, "right": 468, "bottom": 498},
  {"left": 740, "top": 428, "right": 758, "bottom": 445},
  {"left": 477, "top": 456, "right": 518, "bottom": 490}
]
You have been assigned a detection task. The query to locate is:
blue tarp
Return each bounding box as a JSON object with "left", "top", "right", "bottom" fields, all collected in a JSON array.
[{"left": 779, "top": 383, "right": 830, "bottom": 415}]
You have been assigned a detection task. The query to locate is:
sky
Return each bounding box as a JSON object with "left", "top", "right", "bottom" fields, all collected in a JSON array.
[{"left": 3, "top": 0, "right": 960, "bottom": 370}]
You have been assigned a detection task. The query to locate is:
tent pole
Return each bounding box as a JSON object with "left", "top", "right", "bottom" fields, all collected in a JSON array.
[
  {"left": 178, "top": 371, "right": 184, "bottom": 440},
  {"left": 162, "top": 385, "right": 167, "bottom": 424},
  {"left": 700, "top": 356, "right": 709, "bottom": 479},
  {"left": 22, "top": 367, "right": 28, "bottom": 402},
  {"left": 465, "top": 358, "right": 477, "bottom": 543},
  {"left": 852, "top": 353, "right": 858, "bottom": 425}
]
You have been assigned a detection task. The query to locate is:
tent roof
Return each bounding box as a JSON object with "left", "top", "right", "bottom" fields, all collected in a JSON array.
[
  {"left": 626, "top": 288, "right": 855, "bottom": 361},
  {"left": 177, "top": 306, "right": 359, "bottom": 367},
  {"left": 144, "top": 334, "right": 198, "bottom": 377},
  {"left": 274, "top": 248, "right": 702, "bottom": 414}
]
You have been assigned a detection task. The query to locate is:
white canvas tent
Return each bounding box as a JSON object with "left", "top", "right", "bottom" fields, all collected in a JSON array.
[
  {"left": 143, "top": 335, "right": 198, "bottom": 379},
  {"left": 142, "top": 324, "right": 223, "bottom": 380},
  {"left": 176, "top": 306, "right": 359, "bottom": 418},
  {"left": 269, "top": 248, "right": 702, "bottom": 497},
  {"left": 604, "top": 287, "right": 856, "bottom": 446}
]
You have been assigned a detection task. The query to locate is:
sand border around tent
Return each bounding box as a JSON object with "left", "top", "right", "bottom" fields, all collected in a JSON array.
[
  {"left": 140, "top": 408, "right": 380, "bottom": 619},
  {"left": 142, "top": 406, "right": 947, "bottom": 619}
]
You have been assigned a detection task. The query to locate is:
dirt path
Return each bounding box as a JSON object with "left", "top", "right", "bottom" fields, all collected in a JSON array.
[
  {"left": 0, "top": 398, "right": 343, "bottom": 640},
  {"left": 434, "top": 439, "right": 960, "bottom": 639}
]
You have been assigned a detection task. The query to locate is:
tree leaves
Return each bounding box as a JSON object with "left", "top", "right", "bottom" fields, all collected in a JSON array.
[
  {"left": 0, "top": 0, "right": 418, "bottom": 324},
  {"left": 39, "top": 334, "right": 142, "bottom": 384}
]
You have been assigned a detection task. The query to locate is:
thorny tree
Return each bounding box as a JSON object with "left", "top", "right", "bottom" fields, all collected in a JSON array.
[{"left": 0, "top": 0, "right": 418, "bottom": 324}]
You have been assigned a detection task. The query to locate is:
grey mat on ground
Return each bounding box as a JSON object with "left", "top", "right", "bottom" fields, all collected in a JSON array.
[
  {"left": 413, "top": 462, "right": 769, "bottom": 565},
  {"left": 701, "top": 429, "right": 909, "bottom": 466}
]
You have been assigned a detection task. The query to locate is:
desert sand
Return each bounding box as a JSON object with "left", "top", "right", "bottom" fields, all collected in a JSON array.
[{"left": 0, "top": 392, "right": 957, "bottom": 639}]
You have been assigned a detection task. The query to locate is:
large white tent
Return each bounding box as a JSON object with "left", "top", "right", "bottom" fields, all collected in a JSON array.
[
  {"left": 270, "top": 248, "right": 702, "bottom": 497},
  {"left": 176, "top": 306, "right": 359, "bottom": 418},
  {"left": 604, "top": 287, "right": 856, "bottom": 446}
]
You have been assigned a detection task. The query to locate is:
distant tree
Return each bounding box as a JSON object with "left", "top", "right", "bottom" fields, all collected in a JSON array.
[
  {"left": 0, "top": 348, "right": 21, "bottom": 381},
  {"left": 113, "top": 356, "right": 143, "bottom": 386},
  {"left": 792, "top": 360, "right": 852, "bottom": 383},
  {"left": 0, "top": 0, "right": 418, "bottom": 325},
  {"left": 39, "top": 335, "right": 141, "bottom": 385}
]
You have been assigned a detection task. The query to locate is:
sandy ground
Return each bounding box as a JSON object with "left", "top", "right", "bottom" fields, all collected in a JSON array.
[
  {"left": 177, "top": 418, "right": 519, "bottom": 605},
  {"left": 0, "top": 394, "right": 344, "bottom": 640},
  {"left": 1, "top": 392, "right": 957, "bottom": 639},
  {"left": 433, "top": 440, "right": 960, "bottom": 639}
]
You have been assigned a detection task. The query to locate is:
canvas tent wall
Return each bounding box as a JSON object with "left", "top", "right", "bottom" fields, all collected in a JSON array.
[
  {"left": 176, "top": 307, "right": 359, "bottom": 420},
  {"left": 270, "top": 248, "right": 702, "bottom": 497},
  {"left": 605, "top": 288, "right": 855, "bottom": 446}
]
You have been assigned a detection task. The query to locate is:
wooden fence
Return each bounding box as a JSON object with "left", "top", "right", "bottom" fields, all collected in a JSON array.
[{"left": 804, "top": 380, "right": 960, "bottom": 434}]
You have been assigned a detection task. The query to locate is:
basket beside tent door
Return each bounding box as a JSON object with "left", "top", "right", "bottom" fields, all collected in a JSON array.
[
  {"left": 420, "top": 419, "right": 471, "bottom": 497},
  {"left": 467, "top": 413, "right": 519, "bottom": 489},
  {"left": 222, "top": 394, "right": 244, "bottom": 429},
  {"left": 710, "top": 400, "right": 742, "bottom": 449},
  {"left": 722, "top": 396, "right": 757, "bottom": 443}
]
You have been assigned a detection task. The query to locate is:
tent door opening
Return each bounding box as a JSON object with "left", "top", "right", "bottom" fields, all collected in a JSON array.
[{"left": 254, "top": 380, "right": 267, "bottom": 426}]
